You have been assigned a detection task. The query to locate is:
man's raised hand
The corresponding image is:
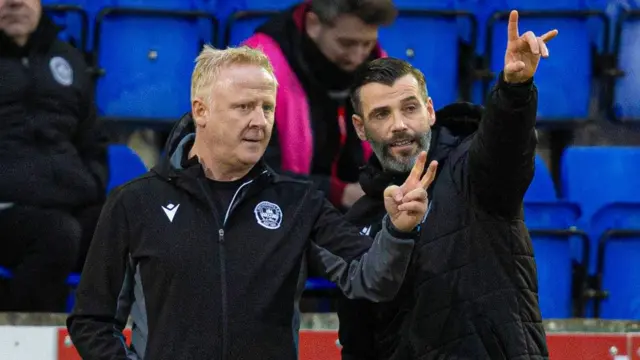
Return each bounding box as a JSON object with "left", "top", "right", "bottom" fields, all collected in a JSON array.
[
  {"left": 384, "top": 151, "right": 438, "bottom": 232},
  {"left": 504, "top": 10, "right": 558, "bottom": 84}
]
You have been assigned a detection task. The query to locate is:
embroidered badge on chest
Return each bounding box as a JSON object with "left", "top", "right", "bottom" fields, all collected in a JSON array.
[
  {"left": 254, "top": 201, "right": 283, "bottom": 230},
  {"left": 49, "top": 56, "right": 73, "bottom": 86}
]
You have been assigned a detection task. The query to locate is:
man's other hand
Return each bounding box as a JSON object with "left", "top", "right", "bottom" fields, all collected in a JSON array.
[
  {"left": 384, "top": 151, "right": 438, "bottom": 232},
  {"left": 503, "top": 10, "right": 558, "bottom": 84}
]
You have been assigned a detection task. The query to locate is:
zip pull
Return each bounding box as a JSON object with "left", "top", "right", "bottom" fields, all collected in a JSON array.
[{"left": 218, "top": 229, "right": 224, "bottom": 243}]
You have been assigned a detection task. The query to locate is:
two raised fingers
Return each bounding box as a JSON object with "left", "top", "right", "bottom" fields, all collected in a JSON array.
[{"left": 420, "top": 161, "right": 438, "bottom": 189}]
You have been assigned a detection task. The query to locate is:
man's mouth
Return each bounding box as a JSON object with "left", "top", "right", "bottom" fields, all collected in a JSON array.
[{"left": 389, "top": 139, "right": 415, "bottom": 148}]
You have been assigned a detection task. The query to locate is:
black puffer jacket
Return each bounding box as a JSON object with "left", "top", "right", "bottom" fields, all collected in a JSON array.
[
  {"left": 0, "top": 15, "right": 108, "bottom": 208},
  {"left": 338, "top": 75, "right": 548, "bottom": 360}
]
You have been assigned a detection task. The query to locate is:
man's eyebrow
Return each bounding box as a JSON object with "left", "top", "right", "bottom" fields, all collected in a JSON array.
[{"left": 367, "top": 105, "right": 390, "bottom": 119}]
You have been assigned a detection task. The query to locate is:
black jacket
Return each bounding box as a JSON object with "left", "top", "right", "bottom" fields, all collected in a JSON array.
[
  {"left": 338, "top": 75, "right": 548, "bottom": 360},
  {"left": 0, "top": 15, "right": 108, "bottom": 208},
  {"left": 67, "top": 113, "right": 416, "bottom": 360}
]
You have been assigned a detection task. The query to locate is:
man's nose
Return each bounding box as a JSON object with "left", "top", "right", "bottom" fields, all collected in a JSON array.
[
  {"left": 250, "top": 109, "right": 268, "bottom": 128},
  {"left": 349, "top": 46, "right": 370, "bottom": 66},
  {"left": 390, "top": 113, "right": 408, "bottom": 131}
]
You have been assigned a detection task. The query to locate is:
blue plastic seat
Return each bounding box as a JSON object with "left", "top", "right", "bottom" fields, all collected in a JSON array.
[
  {"left": 524, "top": 201, "right": 584, "bottom": 318},
  {"left": 561, "top": 146, "right": 640, "bottom": 273},
  {"left": 524, "top": 155, "right": 586, "bottom": 318},
  {"left": 221, "top": 0, "right": 299, "bottom": 46},
  {"left": 43, "top": 4, "right": 89, "bottom": 52},
  {"left": 107, "top": 144, "right": 148, "bottom": 192},
  {"left": 590, "top": 203, "right": 640, "bottom": 319},
  {"left": 524, "top": 154, "right": 557, "bottom": 201},
  {"left": 93, "top": 4, "right": 216, "bottom": 122},
  {"left": 612, "top": 9, "right": 640, "bottom": 121},
  {"left": 304, "top": 277, "right": 336, "bottom": 291},
  {"left": 378, "top": 4, "right": 477, "bottom": 106},
  {"left": 483, "top": 0, "right": 608, "bottom": 121}
]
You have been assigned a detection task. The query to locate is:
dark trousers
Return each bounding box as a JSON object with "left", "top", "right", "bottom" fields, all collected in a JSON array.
[{"left": 0, "top": 204, "right": 102, "bottom": 312}]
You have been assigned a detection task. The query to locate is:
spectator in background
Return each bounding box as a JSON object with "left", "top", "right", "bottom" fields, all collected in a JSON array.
[
  {"left": 0, "top": 0, "right": 108, "bottom": 312},
  {"left": 244, "top": 0, "right": 397, "bottom": 210}
]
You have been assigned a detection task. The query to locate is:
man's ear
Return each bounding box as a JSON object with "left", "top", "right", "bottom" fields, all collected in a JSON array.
[
  {"left": 352, "top": 114, "right": 367, "bottom": 141},
  {"left": 192, "top": 98, "right": 208, "bottom": 128},
  {"left": 305, "top": 11, "right": 322, "bottom": 40},
  {"left": 426, "top": 97, "right": 436, "bottom": 126}
]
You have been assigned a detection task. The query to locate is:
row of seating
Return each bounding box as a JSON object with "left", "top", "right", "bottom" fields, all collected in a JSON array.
[
  {"left": 526, "top": 146, "right": 640, "bottom": 320},
  {"left": 41, "top": 0, "right": 640, "bottom": 124}
]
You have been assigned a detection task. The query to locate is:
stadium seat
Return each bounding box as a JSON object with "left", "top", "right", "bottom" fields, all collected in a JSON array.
[
  {"left": 524, "top": 201, "right": 586, "bottom": 318},
  {"left": 611, "top": 9, "right": 640, "bottom": 121},
  {"left": 107, "top": 144, "right": 148, "bottom": 192},
  {"left": 43, "top": 4, "right": 89, "bottom": 52},
  {"left": 378, "top": 6, "right": 477, "bottom": 106},
  {"left": 591, "top": 203, "right": 640, "bottom": 319},
  {"left": 221, "top": 0, "right": 299, "bottom": 46},
  {"left": 561, "top": 146, "right": 640, "bottom": 273},
  {"left": 92, "top": 5, "right": 217, "bottom": 123},
  {"left": 524, "top": 154, "right": 557, "bottom": 201},
  {"left": 482, "top": 0, "right": 609, "bottom": 121},
  {"left": 524, "top": 155, "right": 587, "bottom": 318}
]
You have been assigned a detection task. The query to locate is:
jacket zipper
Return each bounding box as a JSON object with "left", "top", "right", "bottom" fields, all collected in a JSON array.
[{"left": 198, "top": 170, "right": 267, "bottom": 360}]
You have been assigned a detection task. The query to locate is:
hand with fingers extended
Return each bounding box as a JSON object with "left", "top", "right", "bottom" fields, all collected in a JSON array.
[
  {"left": 384, "top": 151, "right": 438, "bottom": 232},
  {"left": 504, "top": 10, "right": 559, "bottom": 84}
]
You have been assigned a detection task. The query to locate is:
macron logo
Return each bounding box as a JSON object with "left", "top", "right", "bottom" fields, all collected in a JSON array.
[
  {"left": 161, "top": 203, "right": 180, "bottom": 222},
  {"left": 360, "top": 225, "right": 371, "bottom": 236}
]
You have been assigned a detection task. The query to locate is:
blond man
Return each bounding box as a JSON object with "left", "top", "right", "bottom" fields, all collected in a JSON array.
[{"left": 66, "top": 45, "right": 436, "bottom": 360}]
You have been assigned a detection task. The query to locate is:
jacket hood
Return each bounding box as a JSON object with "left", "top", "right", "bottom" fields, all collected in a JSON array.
[{"left": 359, "top": 102, "right": 484, "bottom": 198}]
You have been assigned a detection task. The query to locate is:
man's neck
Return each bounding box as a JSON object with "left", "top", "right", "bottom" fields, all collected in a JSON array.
[
  {"left": 12, "top": 35, "right": 28, "bottom": 47},
  {"left": 189, "top": 143, "right": 252, "bottom": 182}
]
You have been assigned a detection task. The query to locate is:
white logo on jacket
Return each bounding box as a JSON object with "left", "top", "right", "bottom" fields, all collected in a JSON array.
[
  {"left": 254, "top": 201, "right": 282, "bottom": 229},
  {"left": 161, "top": 203, "right": 180, "bottom": 222},
  {"left": 49, "top": 56, "right": 73, "bottom": 86}
]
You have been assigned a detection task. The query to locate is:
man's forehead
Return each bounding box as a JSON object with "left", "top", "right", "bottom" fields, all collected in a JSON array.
[{"left": 360, "top": 75, "right": 422, "bottom": 107}]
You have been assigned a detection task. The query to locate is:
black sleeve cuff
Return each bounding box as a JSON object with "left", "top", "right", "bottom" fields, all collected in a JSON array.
[{"left": 496, "top": 71, "right": 534, "bottom": 107}]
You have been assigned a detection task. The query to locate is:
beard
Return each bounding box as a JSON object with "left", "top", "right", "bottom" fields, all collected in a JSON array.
[{"left": 367, "top": 129, "right": 432, "bottom": 173}]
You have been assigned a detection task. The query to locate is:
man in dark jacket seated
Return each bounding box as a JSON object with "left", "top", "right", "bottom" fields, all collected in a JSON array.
[
  {"left": 337, "top": 10, "right": 557, "bottom": 359},
  {"left": 0, "top": 0, "right": 108, "bottom": 312}
]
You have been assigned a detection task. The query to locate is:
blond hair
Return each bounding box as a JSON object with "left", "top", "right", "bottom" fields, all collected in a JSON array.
[{"left": 190, "top": 44, "right": 277, "bottom": 102}]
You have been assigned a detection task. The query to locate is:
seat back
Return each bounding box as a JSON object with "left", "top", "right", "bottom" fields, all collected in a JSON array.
[
  {"left": 525, "top": 155, "right": 557, "bottom": 202},
  {"left": 613, "top": 10, "right": 640, "bottom": 121},
  {"left": 94, "top": 7, "right": 216, "bottom": 121},
  {"left": 378, "top": 9, "right": 471, "bottom": 106},
  {"left": 591, "top": 203, "right": 640, "bottom": 319},
  {"left": 525, "top": 202, "right": 582, "bottom": 318},
  {"left": 44, "top": 4, "right": 89, "bottom": 51},
  {"left": 562, "top": 146, "right": 640, "bottom": 272},
  {"left": 107, "top": 145, "right": 148, "bottom": 192}
]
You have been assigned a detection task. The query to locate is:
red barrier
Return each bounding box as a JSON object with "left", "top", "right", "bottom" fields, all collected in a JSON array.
[{"left": 57, "top": 329, "right": 639, "bottom": 360}]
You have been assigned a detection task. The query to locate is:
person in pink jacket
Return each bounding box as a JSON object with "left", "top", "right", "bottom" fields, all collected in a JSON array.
[{"left": 243, "top": 0, "right": 397, "bottom": 211}]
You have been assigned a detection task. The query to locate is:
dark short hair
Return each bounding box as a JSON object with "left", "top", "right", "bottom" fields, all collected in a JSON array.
[
  {"left": 310, "top": 0, "right": 397, "bottom": 26},
  {"left": 350, "top": 57, "right": 428, "bottom": 116}
]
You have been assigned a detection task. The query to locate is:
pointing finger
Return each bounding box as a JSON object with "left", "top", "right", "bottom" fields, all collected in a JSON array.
[
  {"left": 540, "top": 29, "right": 558, "bottom": 43},
  {"left": 420, "top": 160, "right": 438, "bottom": 189},
  {"left": 507, "top": 10, "right": 519, "bottom": 42}
]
